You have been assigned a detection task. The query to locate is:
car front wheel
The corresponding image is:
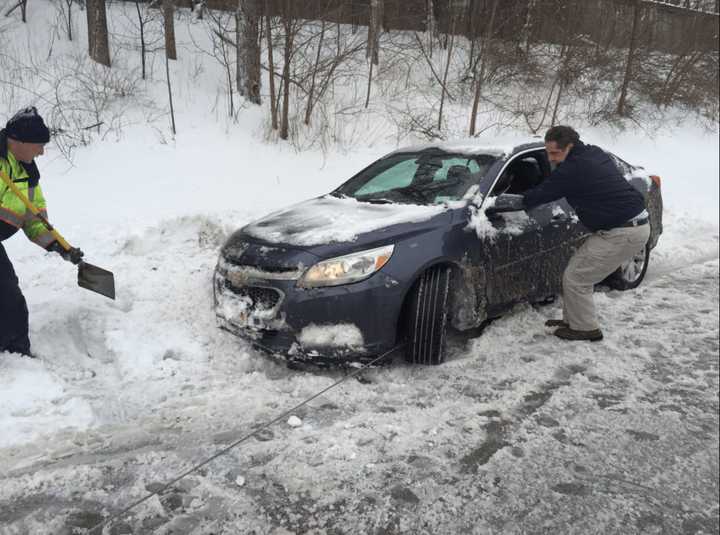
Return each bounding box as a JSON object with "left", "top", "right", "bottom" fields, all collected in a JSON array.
[
  {"left": 606, "top": 241, "right": 650, "bottom": 290},
  {"left": 404, "top": 266, "right": 451, "bottom": 365}
]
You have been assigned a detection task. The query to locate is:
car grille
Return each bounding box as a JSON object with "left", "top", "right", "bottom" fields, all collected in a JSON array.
[{"left": 224, "top": 281, "right": 281, "bottom": 311}]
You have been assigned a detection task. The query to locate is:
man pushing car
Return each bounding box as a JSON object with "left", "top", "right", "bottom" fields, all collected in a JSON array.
[{"left": 509, "top": 125, "right": 650, "bottom": 342}]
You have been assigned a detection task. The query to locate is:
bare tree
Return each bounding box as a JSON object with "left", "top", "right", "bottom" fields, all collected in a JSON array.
[
  {"left": 58, "top": 0, "right": 74, "bottom": 40},
  {"left": 134, "top": 1, "right": 151, "bottom": 79},
  {"left": 163, "top": 0, "right": 177, "bottom": 60},
  {"left": 279, "top": 2, "right": 295, "bottom": 140},
  {"left": 617, "top": 0, "right": 643, "bottom": 116},
  {"left": 86, "top": 0, "right": 111, "bottom": 67},
  {"left": 237, "top": 0, "right": 261, "bottom": 104},
  {"left": 265, "top": 6, "right": 278, "bottom": 129},
  {"left": 305, "top": 19, "right": 326, "bottom": 124},
  {"left": 437, "top": 5, "right": 459, "bottom": 132},
  {"left": 468, "top": 0, "right": 498, "bottom": 136},
  {"left": 367, "top": 0, "right": 383, "bottom": 65},
  {"left": 165, "top": 49, "right": 176, "bottom": 135}
]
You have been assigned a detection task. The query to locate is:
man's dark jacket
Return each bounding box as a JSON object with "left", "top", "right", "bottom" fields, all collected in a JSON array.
[{"left": 522, "top": 141, "right": 645, "bottom": 231}]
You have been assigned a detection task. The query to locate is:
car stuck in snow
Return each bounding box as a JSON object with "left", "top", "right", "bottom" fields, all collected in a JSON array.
[{"left": 214, "top": 140, "right": 663, "bottom": 365}]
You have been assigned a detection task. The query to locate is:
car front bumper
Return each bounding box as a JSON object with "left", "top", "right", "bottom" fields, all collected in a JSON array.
[{"left": 214, "top": 262, "right": 405, "bottom": 363}]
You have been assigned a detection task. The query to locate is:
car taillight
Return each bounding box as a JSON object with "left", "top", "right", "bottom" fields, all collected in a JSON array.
[{"left": 649, "top": 175, "right": 661, "bottom": 188}]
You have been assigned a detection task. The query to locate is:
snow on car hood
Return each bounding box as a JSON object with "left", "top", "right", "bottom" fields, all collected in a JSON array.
[{"left": 243, "top": 195, "right": 447, "bottom": 246}]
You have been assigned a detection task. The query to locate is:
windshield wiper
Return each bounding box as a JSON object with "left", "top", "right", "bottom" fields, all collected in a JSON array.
[{"left": 360, "top": 197, "right": 395, "bottom": 204}]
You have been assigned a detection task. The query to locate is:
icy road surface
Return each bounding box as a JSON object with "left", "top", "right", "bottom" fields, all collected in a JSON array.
[{"left": 0, "top": 213, "right": 718, "bottom": 535}]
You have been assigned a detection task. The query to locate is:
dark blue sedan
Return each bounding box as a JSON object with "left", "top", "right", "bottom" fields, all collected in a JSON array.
[{"left": 214, "top": 140, "right": 663, "bottom": 365}]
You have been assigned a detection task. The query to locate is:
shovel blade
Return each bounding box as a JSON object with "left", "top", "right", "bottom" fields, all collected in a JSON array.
[{"left": 78, "top": 262, "right": 115, "bottom": 300}]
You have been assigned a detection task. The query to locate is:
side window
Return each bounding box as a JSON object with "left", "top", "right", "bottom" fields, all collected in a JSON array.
[
  {"left": 491, "top": 152, "right": 545, "bottom": 196},
  {"left": 355, "top": 159, "right": 417, "bottom": 196}
]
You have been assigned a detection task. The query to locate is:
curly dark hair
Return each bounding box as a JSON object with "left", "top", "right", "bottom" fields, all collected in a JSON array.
[{"left": 544, "top": 126, "right": 580, "bottom": 149}]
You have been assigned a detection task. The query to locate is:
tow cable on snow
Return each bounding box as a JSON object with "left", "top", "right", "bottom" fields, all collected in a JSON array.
[{"left": 88, "top": 343, "right": 406, "bottom": 534}]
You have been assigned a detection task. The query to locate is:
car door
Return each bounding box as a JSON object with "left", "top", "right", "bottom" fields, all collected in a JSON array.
[
  {"left": 480, "top": 150, "right": 577, "bottom": 309},
  {"left": 529, "top": 151, "right": 589, "bottom": 296},
  {"left": 479, "top": 203, "right": 547, "bottom": 313}
]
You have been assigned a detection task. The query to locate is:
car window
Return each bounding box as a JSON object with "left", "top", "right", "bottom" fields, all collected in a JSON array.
[
  {"left": 491, "top": 152, "right": 545, "bottom": 196},
  {"left": 334, "top": 152, "right": 497, "bottom": 205},
  {"left": 354, "top": 159, "right": 416, "bottom": 196}
]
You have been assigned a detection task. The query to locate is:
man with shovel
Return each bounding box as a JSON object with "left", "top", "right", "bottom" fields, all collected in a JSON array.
[{"left": 0, "top": 107, "right": 84, "bottom": 358}]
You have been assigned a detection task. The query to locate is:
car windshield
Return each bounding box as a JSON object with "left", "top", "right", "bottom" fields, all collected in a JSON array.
[{"left": 331, "top": 150, "right": 498, "bottom": 205}]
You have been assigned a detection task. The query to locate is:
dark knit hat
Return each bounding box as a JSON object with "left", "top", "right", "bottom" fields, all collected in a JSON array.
[{"left": 5, "top": 106, "right": 50, "bottom": 144}]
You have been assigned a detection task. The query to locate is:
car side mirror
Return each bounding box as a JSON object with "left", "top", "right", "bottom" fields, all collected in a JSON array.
[{"left": 484, "top": 193, "right": 525, "bottom": 217}]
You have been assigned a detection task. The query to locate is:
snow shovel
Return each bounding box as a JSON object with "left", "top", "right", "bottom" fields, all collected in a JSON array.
[{"left": 0, "top": 169, "right": 115, "bottom": 300}]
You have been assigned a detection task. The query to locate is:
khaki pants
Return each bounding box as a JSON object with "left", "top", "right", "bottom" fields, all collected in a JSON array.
[{"left": 562, "top": 224, "right": 651, "bottom": 331}]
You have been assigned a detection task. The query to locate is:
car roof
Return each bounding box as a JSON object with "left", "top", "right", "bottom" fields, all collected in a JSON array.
[{"left": 387, "top": 138, "right": 544, "bottom": 158}]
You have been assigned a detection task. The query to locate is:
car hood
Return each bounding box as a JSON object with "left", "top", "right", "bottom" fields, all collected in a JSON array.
[{"left": 231, "top": 195, "right": 454, "bottom": 260}]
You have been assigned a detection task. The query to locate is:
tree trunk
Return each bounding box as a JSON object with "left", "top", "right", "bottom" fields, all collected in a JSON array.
[
  {"left": 266, "top": 8, "right": 278, "bottom": 130},
  {"left": 305, "top": 20, "right": 326, "bottom": 125},
  {"left": 367, "top": 0, "right": 382, "bottom": 65},
  {"left": 426, "top": 0, "right": 435, "bottom": 58},
  {"left": 163, "top": 0, "right": 177, "bottom": 60},
  {"left": 237, "top": 0, "right": 261, "bottom": 104},
  {"left": 65, "top": 0, "right": 73, "bottom": 40},
  {"left": 135, "top": 2, "right": 147, "bottom": 79},
  {"left": 364, "top": 54, "right": 374, "bottom": 108},
  {"left": 551, "top": 81, "right": 564, "bottom": 125},
  {"left": 468, "top": 0, "right": 498, "bottom": 136},
  {"left": 617, "top": 0, "right": 642, "bottom": 116},
  {"left": 438, "top": 20, "right": 455, "bottom": 131},
  {"left": 165, "top": 52, "right": 177, "bottom": 135},
  {"left": 86, "top": 0, "right": 111, "bottom": 67},
  {"left": 280, "top": 5, "right": 294, "bottom": 140}
]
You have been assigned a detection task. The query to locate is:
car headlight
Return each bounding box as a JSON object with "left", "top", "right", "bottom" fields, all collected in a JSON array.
[{"left": 299, "top": 245, "right": 394, "bottom": 288}]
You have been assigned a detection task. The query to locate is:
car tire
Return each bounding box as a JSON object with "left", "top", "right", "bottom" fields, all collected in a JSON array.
[
  {"left": 606, "top": 240, "right": 650, "bottom": 290},
  {"left": 404, "top": 266, "right": 451, "bottom": 365}
]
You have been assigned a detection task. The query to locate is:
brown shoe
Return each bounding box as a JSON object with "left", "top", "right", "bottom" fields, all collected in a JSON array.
[
  {"left": 545, "top": 319, "right": 568, "bottom": 328},
  {"left": 554, "top": 326, "right": 603, "bottom": 342}
]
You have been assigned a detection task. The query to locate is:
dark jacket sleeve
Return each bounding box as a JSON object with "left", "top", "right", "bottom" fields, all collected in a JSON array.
[{"left": 522, "top": 160, "right": 580, "bottom": 210}]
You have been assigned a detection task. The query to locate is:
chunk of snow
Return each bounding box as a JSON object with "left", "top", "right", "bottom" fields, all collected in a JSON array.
[
  {"left": 288, "top": 416, "right": 303, "bottom": 428},
  {"left": 298, "top": 324, "right": 364, "bottom": 348}
]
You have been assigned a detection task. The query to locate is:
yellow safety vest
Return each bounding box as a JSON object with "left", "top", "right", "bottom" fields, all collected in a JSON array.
[{"left": 0, "top": 149, "right": 54, "bottom": 248}]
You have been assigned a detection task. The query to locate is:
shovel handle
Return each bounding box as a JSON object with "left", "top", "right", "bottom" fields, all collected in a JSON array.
[{"left": 0, "top": 168, "right": 73, "bottom": 251}]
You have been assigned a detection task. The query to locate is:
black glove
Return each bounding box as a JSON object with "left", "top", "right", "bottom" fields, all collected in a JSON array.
[{"left": 47, "top": 241, "right": 84, "bottom": 265}]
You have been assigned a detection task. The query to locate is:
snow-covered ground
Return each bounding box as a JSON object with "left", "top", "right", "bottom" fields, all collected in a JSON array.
[{"left": 0, "top": 3, "right": 718, "bottom": 534}]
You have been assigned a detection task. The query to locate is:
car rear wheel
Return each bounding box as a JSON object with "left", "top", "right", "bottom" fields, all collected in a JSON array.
[
  {"left": 404, "top": 266, "right": 451, "bottom": 365},
  {"left": 606, "top": 241, "right": 650, "bottom": 290}
]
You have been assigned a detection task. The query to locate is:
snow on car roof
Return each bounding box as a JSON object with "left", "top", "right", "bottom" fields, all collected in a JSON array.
[{"left": 388, "top": 137, "right": 543, "bottom": 158}]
